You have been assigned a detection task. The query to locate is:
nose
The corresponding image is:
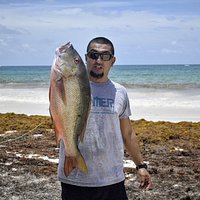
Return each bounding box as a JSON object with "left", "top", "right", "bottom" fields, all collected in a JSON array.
[
  {"left": 96, "top": 55, "right": 103, "bottom": 62},
  {"left": 95, "top": 57, "right": 103, "bottom": 68}
]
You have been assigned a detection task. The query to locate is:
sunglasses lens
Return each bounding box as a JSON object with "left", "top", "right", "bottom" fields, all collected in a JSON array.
[
  {"left": 101, "top": 54, "right": 112, "bottom": 61},
  {"left": 88, "top": 52, "right": 98, "bottom": 60},
  {"left": 87, "top": 52, "right": 113, "bottom": 61}
]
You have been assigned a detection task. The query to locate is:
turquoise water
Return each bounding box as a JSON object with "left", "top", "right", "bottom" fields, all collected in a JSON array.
[
  {"left": 0, "top": 64, "right": 200, "bottom": 121},
  {"left": 0, "top": 65, "right": 50, "bottom": 88},
  {"left": 0, "top": 64, "right": 200, "bottom": 89},
  {"left": 110, "top": 65, "right": 200, "bottom": 89}
]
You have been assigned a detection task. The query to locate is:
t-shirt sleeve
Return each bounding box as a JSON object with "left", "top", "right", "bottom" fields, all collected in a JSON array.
[{"left": 119, "top": 90, "right": 132, "bottom": 119}]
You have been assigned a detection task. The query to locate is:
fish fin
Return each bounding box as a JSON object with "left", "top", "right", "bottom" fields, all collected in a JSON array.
[
  {"left": 49, "top": 113, "right": 62, "bottom": 145},
  {"left": 56, "top": 77, "right": 67, "bottom": 104},
  {"left": 64, "top": 153, "right": 88, "bottom": 176},
  {"left": 76, "top": 153, "right": 88, "bottom": 174},
  {"left": 79, "top": 130, "right": 85, "bottom": 143},
  {"left": 49, "top": 85, "right": 51, "bottom": 101},
  {"left": 54, "top": 126, "right": 61, "bottom": 144},
  {"left": 49, "top": 88, "right": 61, "bottom": 145}
]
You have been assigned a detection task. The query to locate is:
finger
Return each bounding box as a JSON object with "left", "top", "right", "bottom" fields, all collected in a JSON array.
[
  {"left": 139, "top": 176, "right": 153, "bottom": 190},
  {"left": 139, "top": 180, "right": 148, "bottom": 189},
  {"left": 146, "top": 183, "right": 153, "bottom": 190},
  {"left": 145, "top": 180, "right": 153, "bottom": 190},
  {"left": 139, "top": 177, "right": 147, "bottom": 188}
]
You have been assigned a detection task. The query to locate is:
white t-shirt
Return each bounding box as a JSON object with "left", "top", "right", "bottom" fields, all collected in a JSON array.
[{"left": 58, "top": 80, "right": 131, "bottom": 187}]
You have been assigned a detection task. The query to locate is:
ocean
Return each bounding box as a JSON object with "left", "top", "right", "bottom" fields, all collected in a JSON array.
[{"left": 0, "top": 64, "right": 200, "bottom": 122}]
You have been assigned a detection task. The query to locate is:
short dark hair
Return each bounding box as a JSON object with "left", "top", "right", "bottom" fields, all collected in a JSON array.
[{"left": 86, "top": 37, "right": 114, "bottom": 55}]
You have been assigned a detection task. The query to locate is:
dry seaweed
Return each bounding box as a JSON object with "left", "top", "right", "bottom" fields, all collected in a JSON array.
[{"left": 0, "top": 113, "right": 200, "bottom": 200}]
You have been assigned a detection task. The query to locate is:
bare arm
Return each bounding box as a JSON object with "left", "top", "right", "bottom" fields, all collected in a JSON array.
[
  {"left": 120, "top": 117, "right": 143, "bottom": 165},
  {"left": 120, "top": 117, "right": 153, "bottom": 190}
]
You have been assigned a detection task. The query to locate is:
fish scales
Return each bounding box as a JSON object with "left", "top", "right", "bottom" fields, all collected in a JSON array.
[{"left": 49, "top": 42, "right": 91, "bottom": 176}]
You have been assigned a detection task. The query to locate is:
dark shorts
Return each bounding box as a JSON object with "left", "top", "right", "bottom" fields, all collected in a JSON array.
[{"left": 61, "top": 181, "right": 128, "bottom": 200}]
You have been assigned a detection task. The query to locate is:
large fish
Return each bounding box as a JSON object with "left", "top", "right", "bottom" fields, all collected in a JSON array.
[{"left": 49, "top": 42, "right": 91, "bottom": 176}]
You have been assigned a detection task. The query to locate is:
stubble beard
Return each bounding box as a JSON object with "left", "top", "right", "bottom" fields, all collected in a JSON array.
[{"left": 90, "top": 71, "right": 104, "bottom": 79}]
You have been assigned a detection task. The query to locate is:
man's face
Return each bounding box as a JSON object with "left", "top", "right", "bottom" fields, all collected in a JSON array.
[{"left": 86, "top": 42, "right": 116, "bottom": 83}]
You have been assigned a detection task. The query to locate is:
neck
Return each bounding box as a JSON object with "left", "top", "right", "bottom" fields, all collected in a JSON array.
[{"left": 89, "top": 76, "right": 109, "bottom": 83}]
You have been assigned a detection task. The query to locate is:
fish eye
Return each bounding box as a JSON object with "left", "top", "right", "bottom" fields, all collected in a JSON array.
[{"left": 74, "top": 57, "right": 80, "bottom": 64}]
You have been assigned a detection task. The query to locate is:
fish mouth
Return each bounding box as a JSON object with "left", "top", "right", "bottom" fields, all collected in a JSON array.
[
  {"left": 57, "top": 42, "right": 72, "bottom": 54},
  {"left": 66, "top": 42, "right": 72, "bottom": 48}
]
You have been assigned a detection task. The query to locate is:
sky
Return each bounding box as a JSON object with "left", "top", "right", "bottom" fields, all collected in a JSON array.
[{"left": 0, "top": 0, "right": 200, "bottom": 65}]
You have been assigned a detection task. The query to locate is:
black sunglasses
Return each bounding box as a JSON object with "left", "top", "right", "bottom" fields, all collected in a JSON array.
[{"left": 86, "top": 51, "right": 113, "bottom": 61}]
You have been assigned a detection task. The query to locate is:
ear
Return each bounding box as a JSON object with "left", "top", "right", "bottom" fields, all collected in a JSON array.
[
  {"left": 112, "top": 56, "right": 116, "bottom": 65},
  {"left": 85, "top": 54, "right": 87, "bottom": 62}
]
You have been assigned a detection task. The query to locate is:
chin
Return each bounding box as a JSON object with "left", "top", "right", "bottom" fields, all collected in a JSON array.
[{"left": 90, "top": 71, "right": 104, "bottom": 79}]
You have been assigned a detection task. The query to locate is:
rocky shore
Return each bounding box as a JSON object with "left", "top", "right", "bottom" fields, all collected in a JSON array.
[{"left": 0, "top": 113, "right": 200, "bottom": 200}]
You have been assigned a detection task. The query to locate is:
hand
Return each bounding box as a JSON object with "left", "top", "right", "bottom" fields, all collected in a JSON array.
[{"left": 137, "top": 168, "right": 153, "bottom": 190}]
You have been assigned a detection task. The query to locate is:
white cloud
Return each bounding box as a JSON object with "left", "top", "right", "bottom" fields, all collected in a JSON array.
[
  {"left": 161, "top": 48, "right": 179, "bottom": 54},
  {"left": 0, "top": 39, "right": 7, "bottom": 46},
  {"left": 0, "top": 1, "right": 200, "bottom": 65},
  {"left": 171, "top": 41, "right": 177, "bottom": 45}
]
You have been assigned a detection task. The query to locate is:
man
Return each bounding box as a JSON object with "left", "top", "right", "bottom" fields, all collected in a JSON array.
[{"left": 58, "top": 37, "right": 152, "bottom": 200}]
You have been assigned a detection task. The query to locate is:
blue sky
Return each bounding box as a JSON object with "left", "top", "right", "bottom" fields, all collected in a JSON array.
[{"left": 0, "top": 0, "right": 200, "bottom": 65}]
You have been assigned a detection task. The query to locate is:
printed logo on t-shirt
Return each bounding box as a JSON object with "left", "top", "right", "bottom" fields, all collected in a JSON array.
[{"left": 91, "top": 96, "right": 114, "bottom": 114}]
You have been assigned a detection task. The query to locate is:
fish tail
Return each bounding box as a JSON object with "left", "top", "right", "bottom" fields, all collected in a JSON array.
[{"left": 64, "top": 153, "right": 88, "bottom": 176}]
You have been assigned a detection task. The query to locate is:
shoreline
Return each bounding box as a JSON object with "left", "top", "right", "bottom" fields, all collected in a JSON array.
[
  {"left": 127, "top": 88, "right": 200, "bottom": 122},
  {"left": 0, "top": 87, "right": 200, "bottom": 123},
  {"left": 0, "top": 104, "right": 199, "bottom": 123}
]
